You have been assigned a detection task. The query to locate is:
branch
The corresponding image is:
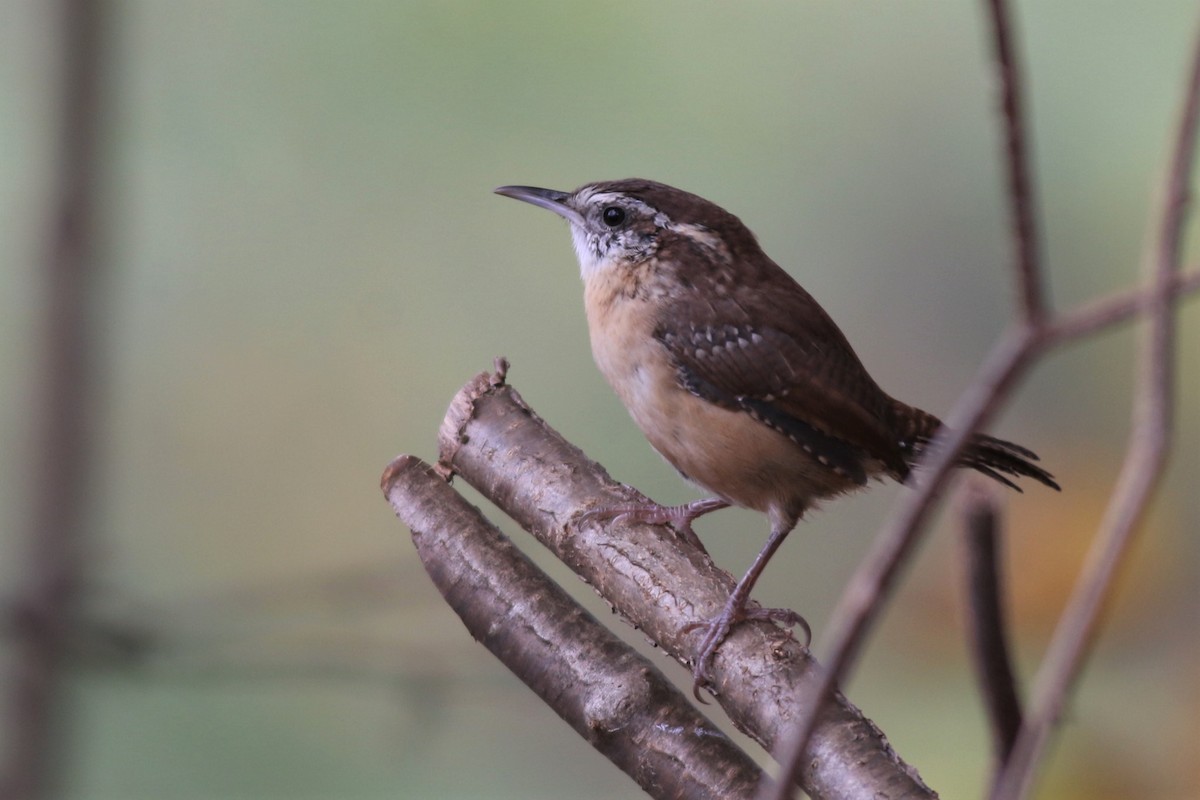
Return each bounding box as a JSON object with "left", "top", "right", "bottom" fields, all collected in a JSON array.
[
  {"left": 985, "top": 0, "right": 1047, "bottom": 321},
  {"left": 2, "top": 2, "right": 106, "bottom": 797},
  {"left": 961, "top": 485, "right": 1023, "bottom": 765},
  {"left": 990, "top": 16, "right": 1200, "bottom": 800},
  {"left": 763, "top": 258, "right": 1200, "bottom": 800},
  {"left": 769, "top": 0, "right": 1177, "bottom": 792},
  {"left": 435, "top": 367, "right": 937, "bottom": 800},
  {"left": 381, "top": 455, "right": 766, "bottom": 800},
  {"left": 1045, "top": 267, "right": 1200, "bottom": 343}
]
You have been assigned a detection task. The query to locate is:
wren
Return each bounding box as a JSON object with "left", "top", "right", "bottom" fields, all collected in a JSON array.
[{"left": 494, "top": 179, "right": 1059, "bottom": 692}]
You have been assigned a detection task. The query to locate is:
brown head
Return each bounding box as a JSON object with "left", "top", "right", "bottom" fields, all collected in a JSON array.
[{"left": 494, "top": 179, "right": 770, "bottom": 288}]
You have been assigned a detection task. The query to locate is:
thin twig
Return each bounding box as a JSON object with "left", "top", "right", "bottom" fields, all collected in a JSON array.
[
  {"left": 767, "top": 196, "right": 1200, "bottom": 800},
  {"left": 1046, "top": 268, "right": 1200, "bottom": 343},
  {"left": 764, "top": 262, "right": 1200, "bottom": 800},
  {"left": 990, "top": 18, "right": 1200, "bottom": 800},
  {"left": 1, "top": 2, "right": 106, "bottom": 798},
  {"left": 961, "top": 484, "right": 1023, "bottom": 765},
  {"left": 986, "top": 0, "right": 1046, "bottom": 322}
]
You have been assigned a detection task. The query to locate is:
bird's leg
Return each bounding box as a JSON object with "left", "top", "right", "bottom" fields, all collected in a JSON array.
[
  {"left": 683, "top": 520, "right": 810, "bottom": 698},
  {"left": 578, "top": 494, "right": 729, "bottom": 553}
]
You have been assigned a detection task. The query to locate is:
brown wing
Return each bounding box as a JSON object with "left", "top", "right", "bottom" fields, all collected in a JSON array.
[{"left": 654, "top": 283, "right": 909, "bottom": 482}]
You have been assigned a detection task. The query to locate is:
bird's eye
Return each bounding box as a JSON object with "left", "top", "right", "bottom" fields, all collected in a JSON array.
[{"left": 601, "top": 206, "right": 626, "bottom": 227}]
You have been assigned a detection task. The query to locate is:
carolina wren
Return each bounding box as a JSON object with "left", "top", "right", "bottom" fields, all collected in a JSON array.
[{"left": 495, "top": 178, "right": 1059, "bottom": 690}]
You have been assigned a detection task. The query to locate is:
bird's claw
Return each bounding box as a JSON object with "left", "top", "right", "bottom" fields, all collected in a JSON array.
[{"left": 681, "top": 604, "right": 811, "bottom": 702}]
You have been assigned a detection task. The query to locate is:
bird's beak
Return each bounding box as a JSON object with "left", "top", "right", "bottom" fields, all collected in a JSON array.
[{"left": 494, "top": 185, "right": 584, "bottom": 226}]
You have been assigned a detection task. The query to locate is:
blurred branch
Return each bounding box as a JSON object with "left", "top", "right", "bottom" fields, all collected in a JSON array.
[
  {"left": 2, "top": 2, "right": 107, "bottom": 798},
  {"left": 1047, "top": 267, "right": 1199, "bottom": 342},
  {"left": 767, "top": 4, "right": 1200, "bottom": 799},
  {"left": 381, "top": 453, "right": 766, "bottom": 800},
  {"left": 990, "top": 16, "right": 1200, "bottom": 800},
  {"left": 961, "top": 485, "right": 1023, "bottom": 766},
  {"left": 431, "top": 364, "right": 936, "bottom": 800},
  {"left": 984, "top": 0, "right": 1046, "bottom": 322}
]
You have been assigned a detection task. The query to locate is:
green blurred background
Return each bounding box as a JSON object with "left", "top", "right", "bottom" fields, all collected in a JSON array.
[{"left": 3, "top": 2, "right": 1199, "bottom": 798}]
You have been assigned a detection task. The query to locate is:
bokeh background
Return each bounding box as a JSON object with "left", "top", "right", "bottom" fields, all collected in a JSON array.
[{"left": 3, "top": 2, "right": 1199, "bottom": 798}]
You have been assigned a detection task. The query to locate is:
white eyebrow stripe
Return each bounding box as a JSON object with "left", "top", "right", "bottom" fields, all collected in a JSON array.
[{"left": 665, "top": 222, "right": 731, "bottom": 261}]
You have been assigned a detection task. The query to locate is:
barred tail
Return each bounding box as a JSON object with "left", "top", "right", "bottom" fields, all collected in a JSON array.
[{"left": 893, "top": 402, "right": 1061, "bottom": 492}]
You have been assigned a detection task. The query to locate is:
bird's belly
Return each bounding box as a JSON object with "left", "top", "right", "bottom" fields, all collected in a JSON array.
[
  {"left": 585, "top": 283, "right": 861, "bottom": 518},
  {"left": 591, "top": 326, "right": 853, "bottom": 517}
]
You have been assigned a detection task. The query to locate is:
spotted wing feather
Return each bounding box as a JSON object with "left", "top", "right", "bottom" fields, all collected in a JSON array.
[{"left": 655, "top": 313, "right": 909, "bottom": 483}]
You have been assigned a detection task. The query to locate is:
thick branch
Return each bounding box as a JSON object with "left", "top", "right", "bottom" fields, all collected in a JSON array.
[
  {"left": 435, "top": 369, "right": 936, "bottom": 800},
  {"left": 381, "top": 455, "right": 765, "bottom": 800}
]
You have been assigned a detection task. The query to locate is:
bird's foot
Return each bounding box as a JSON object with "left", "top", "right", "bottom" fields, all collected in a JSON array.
[
  {"left": 578, "top": 495, "right": 729, "bottom": 553},
  {"left": 682, "top": 598, "right": 811, "bottom": 700}
]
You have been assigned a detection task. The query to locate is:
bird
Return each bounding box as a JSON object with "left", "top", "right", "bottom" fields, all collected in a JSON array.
[{"left": 494, "top": 178, "right": 1059, "bottom": 692}]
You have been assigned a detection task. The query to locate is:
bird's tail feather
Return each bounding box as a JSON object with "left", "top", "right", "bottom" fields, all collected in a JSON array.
[{"left": 893, "top": 403, "right": 1060, "bottom": 492}]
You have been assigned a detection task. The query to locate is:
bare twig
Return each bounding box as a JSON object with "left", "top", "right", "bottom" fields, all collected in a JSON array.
[
  {"left": 990, "top": 19, "right": 1200, "bottom": 800},
  {"left": 985, "top": 0, "right": 1047, "bottom": 322},
  {"left": 435, "top": 369, "right": 937, "bottom": 800},
  {"left": 767, "top": 263, "right": 1200, "bottom": 800},
  {"left": 765, "top": 3, "right": 1195, "bottom": 796},
  {"left": 381, "top": 454, "right": 767, "bottom": 800},
  {"left": 767, "top": 159, "right": 1200, "bottom": 800},
  {"left": 2, "top": 2, "right": 106, "bottom": 798},
  {"left": 961, "top": 485, "right": 1023, "bottom": 765},
  {"left": 1047, "top": 268, "right": 1200, "bottom": 343}
]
